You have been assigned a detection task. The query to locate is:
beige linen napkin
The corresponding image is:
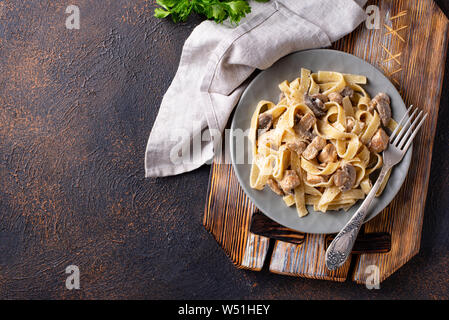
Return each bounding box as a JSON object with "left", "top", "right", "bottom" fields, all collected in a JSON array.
[{"left": 145, "top": 0, "right": 368, "bottom": 177}]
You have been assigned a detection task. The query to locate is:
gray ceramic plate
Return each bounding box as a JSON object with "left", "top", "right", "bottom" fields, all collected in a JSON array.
[{"left": 230, "top": 49, "right": 412, "bottom": 234}]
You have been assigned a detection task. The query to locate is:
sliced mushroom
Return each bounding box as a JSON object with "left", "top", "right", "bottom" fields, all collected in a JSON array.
[
  {"left": 306, "top": 172, "right": 327, "bottom": 184},
  {"left": 293, "top": 113, "right": 316, "bottom": 141},
  {"left": 369, "top": 93, "right": 391, "bottom": 127},
  {"left": 304, "top": 93, "right": 326, "bottom": 118},
  {"left": 333, "top": 164, "right": 356, "bottom": 192},
  {"left": 278, "top": 170, "right": 301, "bottom": 194},
  {"left": 286, "top": 141, "right": 307, "bottom": 156},
  {"left": 340, "top": 86, "right": 354, "bottom": 99},
  {"left": 311, "top": 93, "right": 329, "bottom": 103},
  {"left": 267, "top": 178, "right": 284, "bottom": 196},
  {"left": 302, "top": 136, "right": 327, "bottom": 160},
  {"left": 318, "top": 143, "right": 338, "bottom": 163},
  {"left": 369, "top": 128, "right": 389, "bottom": 153},
  {"left": 328, "top": 92, "right": 343, "bottom": 105},
  {"left": 257, "top": 112, "right": 273, "bottom": 136}
]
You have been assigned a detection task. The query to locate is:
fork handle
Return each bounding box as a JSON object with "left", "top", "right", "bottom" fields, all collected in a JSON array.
[{"left": 325, "top": 165, "right": 391, "bottom": 270}]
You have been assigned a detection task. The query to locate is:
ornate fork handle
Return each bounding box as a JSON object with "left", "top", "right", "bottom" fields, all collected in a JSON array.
[{"left": 325, "top": 165, "right": 391, "bottom": 270}]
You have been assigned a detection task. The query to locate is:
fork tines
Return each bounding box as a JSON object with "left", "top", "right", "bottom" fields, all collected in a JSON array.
[{"left": 389, "top": 105, "right": 428, "bottom": 151}]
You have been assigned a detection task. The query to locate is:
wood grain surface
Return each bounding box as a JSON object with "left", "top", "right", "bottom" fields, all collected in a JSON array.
[
  {"left": 203, "top": 0, "right": 449, "bottom": 284},
  {"left": 349, "top": 0, "right": 449, "bottom": 284},
  {"left": 204, "top": 160, "right": 269, "bottom": 270},
  {"left": 250, "top": 211, "right": 305, "bottom": 245},
  {"left": 0, "top": 0, "right": 448, "bottom": 299}
]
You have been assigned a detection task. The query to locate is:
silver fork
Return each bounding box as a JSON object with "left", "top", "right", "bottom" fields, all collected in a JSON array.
[{"left": 325, "top": 105, "right": 428, "bottom": 271}]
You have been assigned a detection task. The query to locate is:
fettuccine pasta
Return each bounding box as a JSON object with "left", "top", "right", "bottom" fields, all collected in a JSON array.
[{"left": 249, "top": 68, "right": 396, "bottom": 217}]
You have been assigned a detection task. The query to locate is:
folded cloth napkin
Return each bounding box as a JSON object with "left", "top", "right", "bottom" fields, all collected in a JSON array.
[{"left": 145, "top": 0, "right": 368, "bottom": 177}]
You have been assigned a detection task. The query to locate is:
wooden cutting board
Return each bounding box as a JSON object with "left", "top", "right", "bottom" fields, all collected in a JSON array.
[{"left": 203, "top": 0, "right": 448, "bottom": 283}]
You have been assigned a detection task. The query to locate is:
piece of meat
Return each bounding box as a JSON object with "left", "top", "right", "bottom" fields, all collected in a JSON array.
[
  {"left": 306, "top": 172, "right": 327, "bottom": 184},
  {"left": 302, "top": 136, "right": 327, "bottom": 160},
  {"left": 318, "top": 144, "right": 338, "bottom": 163},
  {"left": 369, "top": 93, "right": 391, "bottom": 127},
  {"left": 299, "top": 113, "right": 316, "bottom": 131},
  {"left": 258, "top": 112, "right": 273, "bottom": 136},
  {"left": 286, "top": 141, "right": 307, "bottom": 156},
  {"left": 340, "top": 86, "right": 354, "bottom": 99},
  {"left": 304, "top": 93, "right": 326, "bottom": 118},
  {"left": 369, "top": 128, "right": 389, "bottom": 153},
  {"left": 267, "top": 178, "right": 284, "bottom": 196},
  {"left": 333, "top": 164, "right": 356, "bottom": 192},
  {"left": 278, "top": 170, "right": 301, "bottom": 194},
  {"left": 328, "top": 92, "right": 343, "bottom": 105}
]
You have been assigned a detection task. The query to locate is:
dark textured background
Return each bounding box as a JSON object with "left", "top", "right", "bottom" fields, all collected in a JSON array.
[{"left": 0, "top": 0, "right": 448, "bottom": 299}]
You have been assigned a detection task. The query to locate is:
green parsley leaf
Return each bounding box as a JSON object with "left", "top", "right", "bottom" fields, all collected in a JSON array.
[
  {"left": 224, "top": 1, "right": 251, "bottom": 24},
  {"left": 154, "top": 0, "right": 270, "bottom": 25},
  {"left": 154, "top": 8, "right": 171, "bottom": 19}
]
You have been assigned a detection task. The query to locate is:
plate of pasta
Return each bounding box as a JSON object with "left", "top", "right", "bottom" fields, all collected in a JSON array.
[{"left": 230, "top": 49, "right": 412, "bottom": 234}]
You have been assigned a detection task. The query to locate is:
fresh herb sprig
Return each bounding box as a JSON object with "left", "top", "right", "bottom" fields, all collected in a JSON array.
[{"left": 154, "top": 0, "right": 269, "bottom": 25}]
